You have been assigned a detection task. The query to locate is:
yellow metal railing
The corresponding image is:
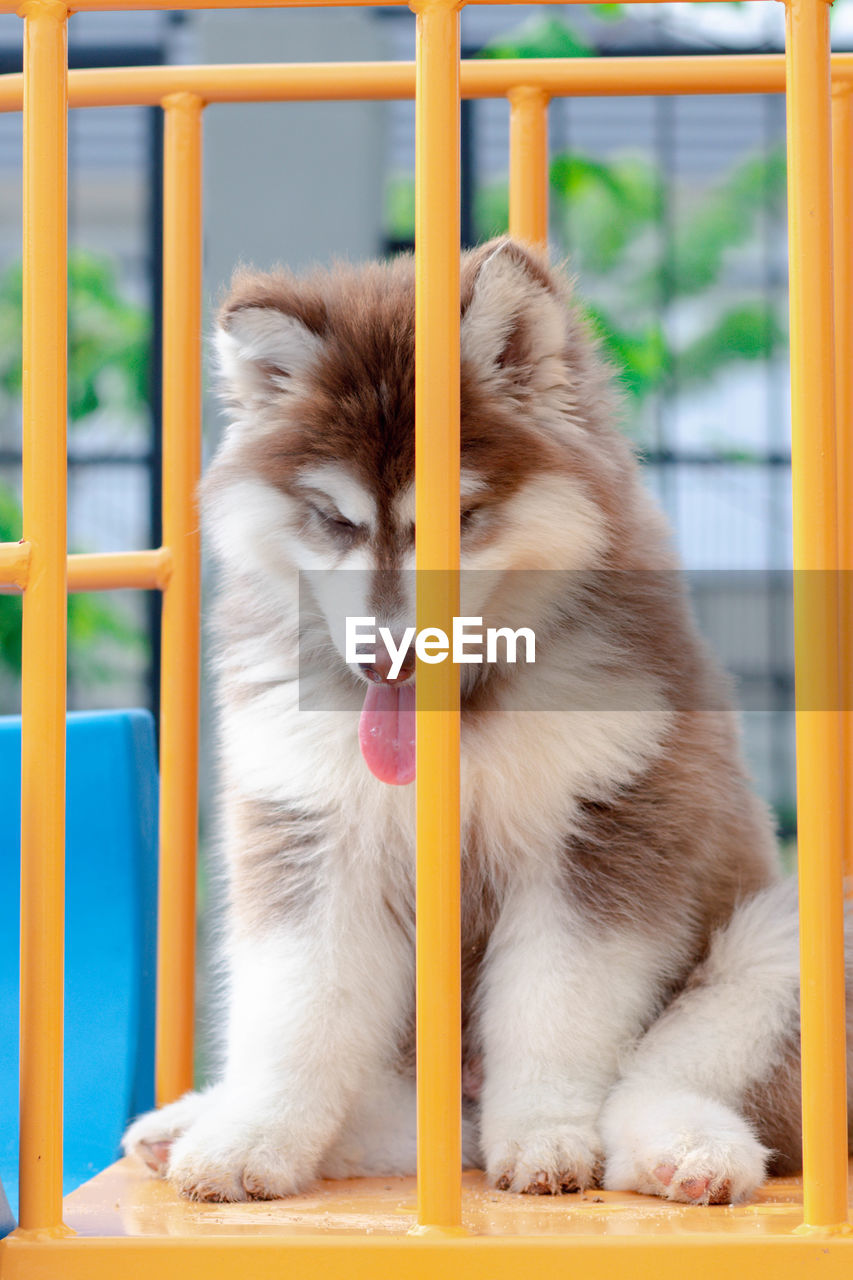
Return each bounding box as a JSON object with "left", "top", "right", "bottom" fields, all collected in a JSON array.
[
  {"left": 412, "top": 0, "right": 463, "bottom": 1232},
  {"left": 834, "top": 80, "right": 853, "bottom": 923},
  {"left": 0, "top": 1, "right": 850, "bottom": 1274},
  {"left": 785, "top": 0, "right": 847, "bottom": 1230},
  {"left": 17, "top": 0, "right": 68, "bottom": 1238},
  {"left": 157, "top": 89, "right": 203, "bottom": 1111}
]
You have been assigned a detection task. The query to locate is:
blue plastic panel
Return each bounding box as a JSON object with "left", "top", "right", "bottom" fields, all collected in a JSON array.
[{"left": 0, "top": 710, "right": 158, "bottom": 1228}]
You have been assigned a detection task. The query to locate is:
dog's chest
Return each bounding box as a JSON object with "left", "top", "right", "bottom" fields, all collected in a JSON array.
[{"left": 222, "top": 672, "right": 671, "bottom": 898}]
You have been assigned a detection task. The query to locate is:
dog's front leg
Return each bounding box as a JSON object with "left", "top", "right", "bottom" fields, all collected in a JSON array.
[
  {"left": 165, "top": 890, "right": 412, "bottom": 1202},
  {"left": 479, "top": 874, "right": 663, "bottom": 1194}
]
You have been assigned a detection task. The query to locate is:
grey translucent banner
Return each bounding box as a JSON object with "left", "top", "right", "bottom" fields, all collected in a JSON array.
[{"left": 296, "top": 570, "right": 850, "bottom": 712}]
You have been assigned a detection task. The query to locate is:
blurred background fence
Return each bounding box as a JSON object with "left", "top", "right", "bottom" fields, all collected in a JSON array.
[{"left": 1, "top": 2, "right": 850, "bottom": 837}]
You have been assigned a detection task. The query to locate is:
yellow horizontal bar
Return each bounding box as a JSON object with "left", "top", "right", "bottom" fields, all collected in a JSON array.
[
  {"left": 4, "top": 1232, "right": 853, "bottom": 1280},
  {"left": 67, "top": 548, "right": 172, "bottom": 592},
  {"left": 0, "top": 540, "right": 31, "bottom": 589},
  {"left": 0, "top": 548, "right": 171, "bottom": 593},
  {"left": 0, "top": 0, "right": 402, "bottom": 9},
  {"left": 2, "top": 54, "right": 853, "bottom": 113},
  {"left": 0, "top": 0, "right": 751, "bottom": 11}
]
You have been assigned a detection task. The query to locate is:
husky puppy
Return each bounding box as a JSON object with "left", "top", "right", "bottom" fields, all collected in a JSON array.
[{"left": 124, "top": 239, "right": 849, "bottom": 1205}]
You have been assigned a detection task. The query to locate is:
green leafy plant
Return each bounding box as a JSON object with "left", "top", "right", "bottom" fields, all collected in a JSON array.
[
  {"left": 0, "top": 250, "right": 150, "bottom": 690},
  {"left": 0, "top": 485, "right": 23, "bottom": 676},
  {"left": 478, "top": 14, "right": 595, "bottom": 61},
  {"left": 385, "top": 13, "right": 789, "bottom": 426},
  {"left": 547, "top": 143, "right": 789, "bottom": 405},
  {"left": 650, "top": 150, "right": 788, "bottom": 299},
  {"left": 385, "top": 142, "right": 788, "bottom": 412},
  {"left": 0, "top": 251, "right": 150, "bottom": 425},
  {"left": 0, "top": 485, "right": 144, "bottom": 688}
]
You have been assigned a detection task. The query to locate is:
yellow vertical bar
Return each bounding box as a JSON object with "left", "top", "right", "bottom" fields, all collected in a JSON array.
[
  {"left": 156, "top": 92, "right": 203, "bottom": 1106},
  {"left": 833, "top": 84, "right": 853, "bottom": 886},
  {"left": 785, "top": 0, "right": 849, "bottom": 1231},
  {"left": 410, "top": 0, "right": 464, "bottom": 1235},
  {"left": 17, "top": 0, "right": 69, "bottom": 1235},
  {"left": 508, "top": 85, "right": 549, "bottom": 248}
]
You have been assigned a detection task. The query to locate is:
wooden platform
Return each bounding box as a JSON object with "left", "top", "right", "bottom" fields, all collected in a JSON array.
[{"left": 63, "top": 1157, "right": 851, "bottom": 1240}]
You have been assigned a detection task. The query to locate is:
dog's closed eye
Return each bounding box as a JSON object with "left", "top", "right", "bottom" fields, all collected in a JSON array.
[{"left": 309, "top": 503, "right": 360, "bottom": 539}]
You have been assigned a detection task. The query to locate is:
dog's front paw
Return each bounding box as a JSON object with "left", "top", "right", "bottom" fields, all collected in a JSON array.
[
  {"left": 601, "top": 1088, "right": 769, "bottom": 1205},
  {"left": 485, "top": 1122, "right": 603, "bottom": 1194},
  {"left": 165, "top": 1104, "right": 317, "bottom": 1202},
  {"left": 123, "top": 1090, "right": 213, "bottom": 1176}
]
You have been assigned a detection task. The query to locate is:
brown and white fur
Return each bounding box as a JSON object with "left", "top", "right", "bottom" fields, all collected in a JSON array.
[{"left": 124, "top": 239, "right": 851, "bottom": 1206}]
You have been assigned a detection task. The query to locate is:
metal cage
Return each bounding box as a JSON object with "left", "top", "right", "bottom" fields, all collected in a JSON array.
[{"left": 0, "top": 1, "right": 851, "bottom": 1275}]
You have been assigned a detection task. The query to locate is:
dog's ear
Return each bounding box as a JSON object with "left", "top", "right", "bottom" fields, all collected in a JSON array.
[
  {"left": 215, "top": 272, "right": 328, "bottom": 408},
  {"left": 461, "top": 239, "right": 570, "bottom": 393}
]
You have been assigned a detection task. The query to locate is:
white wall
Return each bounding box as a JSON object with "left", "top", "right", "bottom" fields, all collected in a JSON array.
[{"left": 199, "top": 8, "right": 389, "bottom": 312}]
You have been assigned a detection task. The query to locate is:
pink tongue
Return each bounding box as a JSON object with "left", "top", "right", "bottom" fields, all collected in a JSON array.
[{"left": 358, "top": 681, "right": 416, "bottom": 785}]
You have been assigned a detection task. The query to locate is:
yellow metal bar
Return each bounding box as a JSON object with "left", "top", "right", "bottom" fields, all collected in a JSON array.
[
  {"left": 17, "top": 0, "right": 68, "bottom": 1236},
  {"left": 6, "top": 54, "right": 853, "bottom": 115},
  {"left": 156, "top": 92, "right": 203, "bottom": 1107},
  {"left": 67, "top": 548, "right": 173, "bottom": 592},
  {"left": 833, "top": 85, "right": 853, "bottom": 887},
  {"left": 0, "top": 0, "right": 727, "bottom": 10},
  {"left": 1, "top": 550, "right": 172, "bottom": 594},
  {"left": 0, "top": 540, "right": 31, "bottom": 590},
  {"left": 0, "top": 60, "right": 415, "bottom": 107},
  {"left": 508, "top": 86, "right": 549, "bottom": 248},
  {"left": 411, "top": 0, "right": 463, "bottom": 1234},
  {"left": 6, "top": 1226, "right": 853, "bottom": 1280},
  {"left": 785, "top": 0, "right": 849, "bottom": 1231},
  {"left": 0, "top": 0, "right": 406, "bottom": 8}
]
